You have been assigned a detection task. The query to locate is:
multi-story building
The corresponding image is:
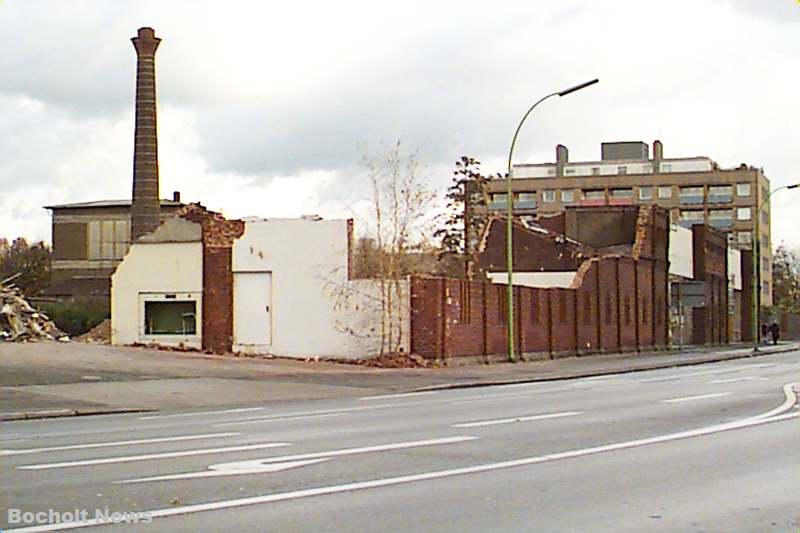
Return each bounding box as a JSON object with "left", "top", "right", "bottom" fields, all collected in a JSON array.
[
  {"left": 481, "top": 140, "right": 772, "bottom": 305},
  {"left": 44, "top": 193, "right": 183, "bottom": 301}
]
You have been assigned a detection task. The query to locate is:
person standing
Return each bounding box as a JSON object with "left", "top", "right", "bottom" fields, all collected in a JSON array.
[{"left": 769, "top": 322, "right": 780, "bottom": 345}]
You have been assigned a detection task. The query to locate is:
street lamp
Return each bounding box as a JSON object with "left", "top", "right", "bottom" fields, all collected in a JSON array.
[
  {"left": 505, "top": 78, "right": 599, "bottom": 362},
  {"left": 751, "top": 182, "right": 799, "bottom": 351}
]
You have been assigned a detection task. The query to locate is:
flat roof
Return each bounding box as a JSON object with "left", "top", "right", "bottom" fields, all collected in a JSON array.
[{"left": 45, "top": 199, "right": 183, "bottom": 210}]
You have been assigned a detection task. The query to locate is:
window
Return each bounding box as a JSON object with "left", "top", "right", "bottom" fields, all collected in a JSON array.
[
  {"left": 658, "top": 186, "right": 672, "bottom": 199},
  {"left": 709, "top": 209, "right": 733, "bottom": 228},
  {"left": 611, "top": 188, "right": 633, "bottom": 199},
  {"left": 679, "top": 186, "right": 704, "bottom": 204},
  {"left": 489, "top": 193, "right": 508, "bottom": 209},
  {"left": 761, "top": 235, "right": 769, "bottom": 249},
  {"left": 564, "top": 168, "right": 576, "bottom": 175},
  {"left": 737, "top": 207, "right": 751, "bottom": 220},
  {"left": 542, "top": 190, "right": 556, "bottom": 203},
  {"left": 87, "top": 220, "right": 130, "bottom": 261},
  {"left": 583, "top": 189, "right": 605, "bottom": 201},
  {"left": 763, "top": 281, "right": 770, "bottom": 298},
  {"left": 761, "top": 210, "right": 769, "bottom": 224},
  {"left": 517, "top": 192, "right": 537, "bottom": 208},
  {"left": 591, "top": 167, "right": 600, "bottom": 176},
  {"left": 144, "top": 301, "right": 197, "bottom": 335},
  {"left": 762, "top": 257, "right": 770, "bottom": 274},
  {"left": 736, "top": 183, "right": 751, "bottom": 196},
  {"left": 661, "top": 163, "right": 672, "bottom": 172},
  {"left": 708, "top": 185, "right": 733, "bottom": 203},
  {"left": 737, "top": 232, "right": 752, "bottom": 246},
  {"left": 561, "top": 189, "right": 575, "bottom": 203},
  {"left": 679, "top": 210, "right": 704, "bottom": 226},
  {"left": 642, "top": 163, "right": 653, "bottom": 174},
  {"left": 617, "top": 165, "right": 628, "bottom": 175},
  {"left": 639, "top": 186, "right": 653, "bottom": 200},
  {"left": 547, "top": 168, "right": 556, "bottom": 176}
]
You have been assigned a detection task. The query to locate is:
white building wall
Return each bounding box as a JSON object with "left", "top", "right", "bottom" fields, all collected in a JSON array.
[
  {"left": 669, "top": 225, "right": 694, "bottom": 278},
  {"left": 111, "top": 241, "right": 203, "bottom": 348},
  {"left": 232, "top": 218, "right": 408, "bottom": 358},
  {"left": 487, "top": 271, "right": 576, "bottom": 288},
  {"left": 728, "top": 248, "right": 742, "bottom": 290}
]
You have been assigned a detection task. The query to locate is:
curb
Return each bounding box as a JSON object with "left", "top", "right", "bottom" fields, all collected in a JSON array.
[
  {"left": 410, "top": 345, "right": 799, "bottom": 392},
  {"left": 0, "top": 407, "right": 154, "bottom": 422}
]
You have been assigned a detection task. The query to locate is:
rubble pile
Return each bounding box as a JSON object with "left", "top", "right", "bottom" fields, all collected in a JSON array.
[
  {"left": 0, "top": 284, "right": 68, "bottom": 342},
  {"left": 76, "top": 319, "right": 111, "bottom": 344}
]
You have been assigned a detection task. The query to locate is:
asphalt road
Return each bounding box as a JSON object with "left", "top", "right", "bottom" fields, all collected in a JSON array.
[{"left": 2, "top": 350, "right": 798, "bottom": 532}]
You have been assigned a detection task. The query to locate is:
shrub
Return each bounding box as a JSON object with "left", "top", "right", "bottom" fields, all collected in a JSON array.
[{"left": 39, "top": 299, "right": 109, "bottom": 337}]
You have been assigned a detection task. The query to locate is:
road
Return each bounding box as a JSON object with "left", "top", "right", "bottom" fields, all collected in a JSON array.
[{"left": 2, "top": 350, "right": 798, "bottom": 532}]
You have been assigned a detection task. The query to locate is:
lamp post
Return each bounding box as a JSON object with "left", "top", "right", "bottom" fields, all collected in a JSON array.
[
  {"left": 505, "top": 78, "right": 599, "bottom": 362},
  {"left": 751, "top": 182, "right": 799, "bottom": 351}
]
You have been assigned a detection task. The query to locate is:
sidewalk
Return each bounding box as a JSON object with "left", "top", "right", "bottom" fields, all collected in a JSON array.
[{"left": 1, "top": 340, "right": 797, "bottom": 420}]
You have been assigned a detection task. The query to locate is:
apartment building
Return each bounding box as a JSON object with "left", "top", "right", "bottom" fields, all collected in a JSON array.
[{"left": 481, "top": 140, "right": 772, "bottom": 305}]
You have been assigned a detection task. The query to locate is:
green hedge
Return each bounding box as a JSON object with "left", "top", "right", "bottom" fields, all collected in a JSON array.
[{"left": 39, "top": 300, "right": 109, "bottom": 337}]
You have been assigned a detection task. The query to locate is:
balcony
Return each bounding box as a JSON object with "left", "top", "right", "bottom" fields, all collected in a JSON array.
[
  {"left": 679, "top": 195, "right": 704, "bottom": 205},
  {"left": 707, "top": 194, "right": 732, "bottom": 204}
]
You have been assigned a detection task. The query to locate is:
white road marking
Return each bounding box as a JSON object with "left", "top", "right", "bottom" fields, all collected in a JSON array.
[
  {"left": 449, "top": 387, "right": 575, "bottom": 405},
  {"left": 639, "top": 363, "right": 775, "bottom": 384},
  {"left": 660, "top": 392, "right": 731, "bottom": 404},
  {"left": 211, "top": 402, "right": 427, "bottom": 427},
  {"left": 359, "top": 391, "right": 438, "bottom": 401},
  {"left": 452, "top": 411, "right": 582, "bottom": 428},
  {"left": 0, "top": 432, "right": 240, "bottom": 456},
  {"left": 749, "top": 382, "right": 798, "bottom": 421},
  {"left": 118, "top": 436, "right": 477, "bottom": 483},
  {"left": 707, "top": 376, "right": 765, "bottom": 384},
  {"left": 138, "top": 407, "right": 265, "bottom": 420},
  {"left": 212, "top": 412, "right": 345, "bottom": 428},
  {"left": 18, "top": 442, "right": 290, "bottom": 470},
  {"left": 15, "top": 382, "right": 797, "bottom": 533}
]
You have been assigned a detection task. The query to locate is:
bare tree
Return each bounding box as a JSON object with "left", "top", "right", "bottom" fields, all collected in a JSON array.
[{"left": 360, "top": 141, "right": 437, "bottom": 355}]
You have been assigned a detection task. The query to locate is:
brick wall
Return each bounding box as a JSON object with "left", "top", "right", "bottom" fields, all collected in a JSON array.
[{"left": 410, "top": 253, "right": 669, "bottom": 360}]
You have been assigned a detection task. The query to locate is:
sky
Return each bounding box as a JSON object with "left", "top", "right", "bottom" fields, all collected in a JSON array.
[{"left": 1, "top": 0, "right": 799, "bottom": 249}]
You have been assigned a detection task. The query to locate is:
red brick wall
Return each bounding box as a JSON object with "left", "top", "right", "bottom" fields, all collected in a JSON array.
[{"left": 203, "top": 247, "right": 235, "bottom": 353}]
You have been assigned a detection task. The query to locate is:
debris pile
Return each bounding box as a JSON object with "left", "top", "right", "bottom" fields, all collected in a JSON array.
[
  {"left": 0, "top": 284, "right": 68, "bottom": 342},
  {"left": 75, "top": 319, "right": 111, "bottom": 344}
]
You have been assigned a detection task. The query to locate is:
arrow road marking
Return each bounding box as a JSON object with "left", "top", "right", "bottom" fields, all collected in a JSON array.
[{"left": 118, "top": 435, "right": 477, "bottom": 483}]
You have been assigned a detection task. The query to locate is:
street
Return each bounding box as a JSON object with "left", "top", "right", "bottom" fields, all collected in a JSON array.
[{"left": 2, "top": 349, "right": 798, "bottom": 532}]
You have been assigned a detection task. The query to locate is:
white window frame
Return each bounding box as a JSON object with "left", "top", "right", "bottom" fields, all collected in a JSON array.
[
  {"left": 561, "top": 189, "right": 574, "bottom": 203},
  {"left": 736, "top": 183, "right": 751, "bottom": 197},
  {"left": 638, "top": 186, "right": 653, "bottom": 200},
  {"left": 658, "top": 186, "right": 672, "bottom": 199},
  {"left": 542, "top": 190, "right": 556, "bottom": 203},
  {"left": 737, "top": 207, "right": 751, "bottom": 221}
]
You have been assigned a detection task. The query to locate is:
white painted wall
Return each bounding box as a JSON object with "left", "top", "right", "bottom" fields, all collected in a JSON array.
[
  {"left": 111, "top": 241, "right": 203, "bottom": 348},
  {"left": 728, "top": 248, "right": 742, "bottom": 290},
  {"left": 232, "top": 218, "right": 408, "bottom": 358},
  {"left": 488, "top": 271, "right": 576, "bottom": 288},
  {"left": 669, "top": 225, "right": 694, "bottom": 278}
]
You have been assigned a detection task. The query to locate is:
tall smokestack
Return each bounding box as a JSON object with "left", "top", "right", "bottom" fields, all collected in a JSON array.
[{"left": 130, "top": 27, "right": 161, "bottom": 241}]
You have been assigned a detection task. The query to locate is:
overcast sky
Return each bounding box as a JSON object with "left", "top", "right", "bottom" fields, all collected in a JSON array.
[{"left": 1, "top": 0, "right": 798, "bottom": 248}]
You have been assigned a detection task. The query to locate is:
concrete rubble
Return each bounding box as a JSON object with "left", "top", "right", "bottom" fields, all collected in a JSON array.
[{"left": 0, "top": 283, "right": 68, "bottom": 342}]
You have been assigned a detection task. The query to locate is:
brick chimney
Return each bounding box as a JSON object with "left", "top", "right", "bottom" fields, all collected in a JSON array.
[{"left": 130, "top": 27, "right": 162, "bottom": 241}]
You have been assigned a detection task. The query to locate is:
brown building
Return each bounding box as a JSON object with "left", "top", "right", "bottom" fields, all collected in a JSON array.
[
  {"left": 481, "top": 140, "right": 773, "bottom": 305},
  {"left": 45, "top": 194, "right": 183, "bottom": 299},
  {"left": 410, "top": 205, "right": 671, "bottom": 360}
]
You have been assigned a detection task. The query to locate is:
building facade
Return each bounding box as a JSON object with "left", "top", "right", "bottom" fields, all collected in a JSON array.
[
  {"left": 45, "top": 195, "right": 183, "bottom": 300},
  {"left": 481, "top": 140, "right": 772, "bottom": 305}
]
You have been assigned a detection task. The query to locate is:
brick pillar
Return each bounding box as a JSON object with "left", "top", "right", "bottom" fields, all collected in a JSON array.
[{"left": 131, "top": 27, "right": 161, "bottom": 241}]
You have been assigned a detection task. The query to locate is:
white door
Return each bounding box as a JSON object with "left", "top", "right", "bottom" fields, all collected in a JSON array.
[{"left": 233, "top": 272, "right": 272, "bottom": 346}]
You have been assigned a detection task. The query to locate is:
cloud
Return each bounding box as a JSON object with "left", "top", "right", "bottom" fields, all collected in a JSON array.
[{"left": 0, "top": 0, "right": 798, "bottom": 250}]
